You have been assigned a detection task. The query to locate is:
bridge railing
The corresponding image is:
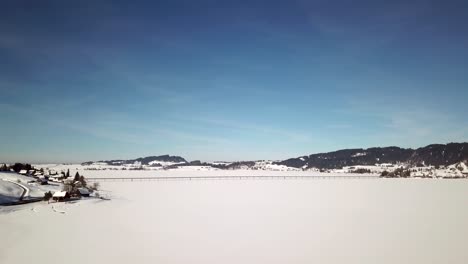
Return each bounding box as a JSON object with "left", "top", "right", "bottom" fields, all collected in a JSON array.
[{"left": 85, "top": 175, "right": 380, "bottom": 182}]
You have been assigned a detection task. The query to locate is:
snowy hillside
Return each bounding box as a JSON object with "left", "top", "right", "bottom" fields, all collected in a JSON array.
[
  {"left": 82, "top": 155, "right": 187, "bottom": 167},
  {"left": 0, "top": 172, "right": 62, "bottom": 205},
  {"left": 278, "top": 143, "right": 468, "bottom": 169}
]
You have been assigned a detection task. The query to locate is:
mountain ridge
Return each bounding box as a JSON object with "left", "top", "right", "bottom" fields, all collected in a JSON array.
[
  {"left": 277, "top": 142, "right": 468, "bottom": 169},
  {"left": 81, "top": 155, "right": 187, "bottom": 166},
  {"left": 81, "top": 143, "right": 468, "bottom": 169}
]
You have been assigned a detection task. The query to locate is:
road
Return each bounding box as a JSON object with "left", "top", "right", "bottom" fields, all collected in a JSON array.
[{"left": 2, "top": 179, "right": 30, "bottom": 200}]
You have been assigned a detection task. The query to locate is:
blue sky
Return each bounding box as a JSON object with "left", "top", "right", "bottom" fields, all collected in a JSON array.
[{"left": 1, "top": 0, "right": 468, "bottom": 163}]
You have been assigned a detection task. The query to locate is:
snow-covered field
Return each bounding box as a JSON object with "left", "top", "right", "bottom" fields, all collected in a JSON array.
[
  {"left": 0, "top": 172, "right": 62, "bottom": 204},
  {"left": 33, "top": 164, "right": 379, "bottom": 178},
  {"left": 32, "top": 161, "right": 468, "bottom": 179},
  {"left": 0, "top": 180, "right": 24, "bottom": 203},
  {"left": 1, "top": 169, "right": 468, "bottom": 264}
]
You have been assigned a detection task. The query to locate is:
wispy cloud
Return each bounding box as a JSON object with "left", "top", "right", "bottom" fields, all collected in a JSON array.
[
  {"left": 0, "top": 101, "right": 234, "bottom": 147},
  {"left": 97, "top": 118, "right": 236, "bottom": 146},
  {"left": 188, "top": 116, "right": 312, "bottom": 143},
  {"left": 340, "top": 96, "right": 468, "bottom": 147}
]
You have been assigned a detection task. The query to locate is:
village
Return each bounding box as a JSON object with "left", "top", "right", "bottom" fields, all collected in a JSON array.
[{"left": 0, "top": 163, "right": 100, "bottom": 206}]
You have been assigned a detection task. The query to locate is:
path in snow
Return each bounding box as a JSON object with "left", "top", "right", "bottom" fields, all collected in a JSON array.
[{"left": 2, "top": 179, "right": 30, "bottom": 200}]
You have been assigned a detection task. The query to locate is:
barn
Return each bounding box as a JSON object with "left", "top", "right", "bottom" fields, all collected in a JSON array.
[
  {"left": 77, "top": 188, "right": 90, "bottom": 197},
  {"left": 52, "top": 191, "right": 70, "bottom": 202}
]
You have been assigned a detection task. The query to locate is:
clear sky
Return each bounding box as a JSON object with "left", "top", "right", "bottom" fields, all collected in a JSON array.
[{"left": 1, "top": 0, "right": 467, "bottom": 163}]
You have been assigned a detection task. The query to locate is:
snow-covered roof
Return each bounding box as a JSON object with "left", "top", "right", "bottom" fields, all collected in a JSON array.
[
  {"left": 352, "top": 152, "right": 367, "bottom": 157},
  {"left": 53, "top": 191, "right": 68, "bottom": 198},
  {"left": 77, "top": 188, "right": 90, "bottom": 195}
]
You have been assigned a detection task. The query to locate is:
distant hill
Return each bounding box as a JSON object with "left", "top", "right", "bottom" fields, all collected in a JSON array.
[
  {"left": 81, "top": 143, "right": 468, "bottom": 170},
  {"left": 276, "top": 143, "right": 468, "bottom": 169},
  {"left": 82, "top": 155, "right": 187, "bottom": 166}
]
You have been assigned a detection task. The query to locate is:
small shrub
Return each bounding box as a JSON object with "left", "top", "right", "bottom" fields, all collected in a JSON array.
[
  {"left": 91, "top": 182, "right": 100, "bottom": 191},
  {"left": 43, "top": 191, "right": 53, "bottom": 201},
  {"left": 351, "top": 168, "right": 371, "bottom": 174}
]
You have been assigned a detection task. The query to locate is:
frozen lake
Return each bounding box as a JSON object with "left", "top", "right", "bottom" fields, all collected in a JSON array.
[{"left": 1, "top": 178, "right": 468, "bottom": 264}]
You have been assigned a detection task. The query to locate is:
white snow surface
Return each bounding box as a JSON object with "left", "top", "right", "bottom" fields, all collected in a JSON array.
[
  {"left": 33, "top": 161, "right": 468, "bottom": 179},
  {"left": 148, "top": 160, "right": 185, "bottom": 166},
  {"left": 0, "top": 180, "right": 23, "bottom": 203},
  {"left": 0, "top": 172, "right": 62, "bottom": 201},
  {"left": 1, "top": 176, "right": 468, "bottom": 264},
  {"left": 32, "top": 164, "right": 379, "bottom": 178}
]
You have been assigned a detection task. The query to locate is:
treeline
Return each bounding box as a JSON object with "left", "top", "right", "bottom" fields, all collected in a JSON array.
[
  {"left": 169, "top": 160, "right": 257, "bottom": 170},
  {"left": 349, "top": 168, "right": 372, "bottom": 174},
  {"left": 62, "top": 171, "right": 99, "bottom": 194},
  {"left": 0, "top": 163, "right": 35, "bottom": 172},
  {"left": 380, "top": 168, "right": 411, "bottom": 178}
]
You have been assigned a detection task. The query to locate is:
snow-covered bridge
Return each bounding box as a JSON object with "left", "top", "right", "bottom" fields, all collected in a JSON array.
[{"left": 86, "top": 175, "right": 380, "bottom": 182}]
